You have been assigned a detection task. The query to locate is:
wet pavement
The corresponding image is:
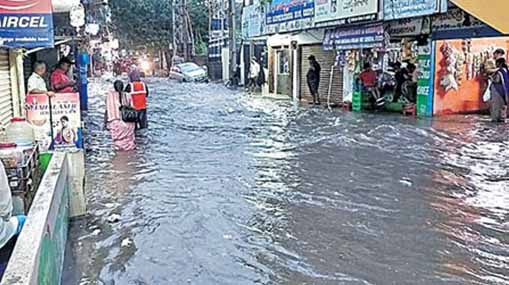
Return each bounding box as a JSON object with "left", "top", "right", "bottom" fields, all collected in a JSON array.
[{"left": 63, "top": 78, "right": 509, "bottom": 284}]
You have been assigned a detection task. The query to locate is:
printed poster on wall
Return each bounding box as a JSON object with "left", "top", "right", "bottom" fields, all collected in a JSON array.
[
  {"left": 384, "top": 0, "right": 440, "bottom": 20},
  {"left": 266, "top": 0, "right": 314, "bottom": 33},
  {"left": 25, "top": 93, "right": 83, "bottom": 150},
  {"left": 433, "top": 38, "right": 509, "bottom": 115},
  {"left": 0, "top": 0, "right": 54, "bottom": 48},
  {"left": 315, "top": 0, "right": 378, "bottom": 24}
]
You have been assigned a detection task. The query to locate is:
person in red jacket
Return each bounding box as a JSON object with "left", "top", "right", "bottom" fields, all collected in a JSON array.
[{"left": 125, "top": 69, "right": 149, "bottom": 129}]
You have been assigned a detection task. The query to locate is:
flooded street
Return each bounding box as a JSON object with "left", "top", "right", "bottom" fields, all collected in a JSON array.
[{"left": 63, "top": 78, "right": 509, "bottom": 284}]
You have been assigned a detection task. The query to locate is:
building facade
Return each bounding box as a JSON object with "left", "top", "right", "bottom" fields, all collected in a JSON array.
[{"left": 241, "top": 0, "right": 508, "bottom": 116}]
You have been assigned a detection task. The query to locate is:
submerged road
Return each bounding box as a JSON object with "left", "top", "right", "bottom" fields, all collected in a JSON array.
[{"left": 63, "top": 78, "right": 509, "bottom": 284}]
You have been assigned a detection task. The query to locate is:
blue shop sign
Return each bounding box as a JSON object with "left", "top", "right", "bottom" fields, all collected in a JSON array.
[
  {"left": 266, "top": 0, "right": 314, "bottom": 33},
  {"left": 384, "top": 0, "right": 441, "bottom": 20},
  {"left": 323, "top": 23, "right": 385, "bottom": 51}
]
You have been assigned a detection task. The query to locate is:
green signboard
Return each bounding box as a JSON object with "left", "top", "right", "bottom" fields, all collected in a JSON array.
[{"left": 416, "top": 46, "right": 432, "bottom": 117}]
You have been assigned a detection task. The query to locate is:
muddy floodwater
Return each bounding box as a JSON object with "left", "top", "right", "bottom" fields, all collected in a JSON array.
[{"left": 63, "top": 78, "right": 509, "bottom": 285}]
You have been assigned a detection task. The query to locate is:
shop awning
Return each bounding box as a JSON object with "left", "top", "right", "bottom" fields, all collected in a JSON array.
[{"left": 449, "top": 0, "right": 509, "bottom": 34}]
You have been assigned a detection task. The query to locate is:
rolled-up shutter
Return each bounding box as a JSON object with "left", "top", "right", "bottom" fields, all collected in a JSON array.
[
  {"left": 0, "top": 49, "right": 13, "bottom": 127},
  {"left": 300, "top": 45, "right": 343, "bottom": 104}
]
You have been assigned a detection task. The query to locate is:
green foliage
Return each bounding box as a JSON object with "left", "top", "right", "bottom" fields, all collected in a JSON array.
[{"left": 110, "top": 0, "right": 209, "bottom": 50}]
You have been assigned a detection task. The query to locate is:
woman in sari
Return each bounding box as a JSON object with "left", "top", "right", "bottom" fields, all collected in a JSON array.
[
  {"left": 489, "top": 58, "right": 509, "bottom": 122},
  {"left": 105, "top": 80, "right": 136, "bottom": 151}
]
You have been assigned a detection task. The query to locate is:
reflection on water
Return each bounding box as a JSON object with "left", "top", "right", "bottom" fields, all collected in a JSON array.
[{"left": 63, "top": 79, "right": 509, "bottom": 284}]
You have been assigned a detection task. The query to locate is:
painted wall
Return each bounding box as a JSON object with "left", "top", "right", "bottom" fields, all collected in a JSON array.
[{"left": 433, "top": 37, "right": 509, "bottom": 115}]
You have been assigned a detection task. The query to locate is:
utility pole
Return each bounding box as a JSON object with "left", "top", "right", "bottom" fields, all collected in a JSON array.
[
  {"left": 172, "top": 0, "right": 177, "bottom": 65},
  {"left": 228, "top": 0, "right": 236, "bottom": 78}
]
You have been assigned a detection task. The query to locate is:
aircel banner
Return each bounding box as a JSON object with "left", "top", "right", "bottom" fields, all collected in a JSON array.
[{"left": 0, "top": 0, "right": 54, "bottom": 48}]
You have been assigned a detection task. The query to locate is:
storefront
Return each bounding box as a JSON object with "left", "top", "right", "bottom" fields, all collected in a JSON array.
[
  {"left": 241, "top": 1, "right": 267, "bottom": 87},
  {"left": 265, "top": 0, "right": 313, "bottom": 96},
  {"left": 431, "top": 8, "right": 507, "bottom": 115},
  {"left": 384, "top": 17, "right": 434, "bottom": 115},
  {"left": 323, "top": 23, "right": 385, "bottom": 107}
]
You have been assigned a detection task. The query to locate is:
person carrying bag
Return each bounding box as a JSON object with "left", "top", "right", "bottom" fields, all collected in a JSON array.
[{"left": 104, "top": 80, "right": 136, "bottom": 151}]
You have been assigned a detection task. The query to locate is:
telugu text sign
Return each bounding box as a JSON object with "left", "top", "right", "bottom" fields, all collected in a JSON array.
[
  {"left": 384, "top": 0, "right": 439, "bottom": 20},
  {"left": 315, "top": 0, "right": 378, "bottom": 23},
  {"left": 266, "top": 0, "right": 314, "bottom": 33}
]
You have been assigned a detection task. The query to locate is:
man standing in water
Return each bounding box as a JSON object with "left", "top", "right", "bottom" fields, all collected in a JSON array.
[
  {"left": 126, "top": 68, "right": 149, "bottom": 129},
  {"left": 307, "top": 55, "right": 321, "bottom": 105}
]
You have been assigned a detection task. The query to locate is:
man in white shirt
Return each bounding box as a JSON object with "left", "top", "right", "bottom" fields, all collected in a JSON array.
[
  {"left": 248, "top": 57, "right": 260, "bottom": 94},
  {"left": 27, "top": 61, "right": 54, "bottom": 97}
]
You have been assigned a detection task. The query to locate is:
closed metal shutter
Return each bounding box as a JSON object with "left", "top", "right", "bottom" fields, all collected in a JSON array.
[
  {"left": 300, "top": 45, "right": 343, "bottom": 104},
  {"left": 0, "top": 49, "right": 13, "bottom": 127}
]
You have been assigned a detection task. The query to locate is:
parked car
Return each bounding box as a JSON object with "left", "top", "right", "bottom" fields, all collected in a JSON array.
[{"left": 170, "top": 63, "right": 208, "bottom": 82}]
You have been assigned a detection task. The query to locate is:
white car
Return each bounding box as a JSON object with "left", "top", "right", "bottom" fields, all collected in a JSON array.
[{"left": 169, "top": 63, "right": 208, "bottom": 82}]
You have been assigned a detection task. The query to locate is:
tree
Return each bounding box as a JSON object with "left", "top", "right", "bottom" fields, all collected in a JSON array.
[{"left": 109, "top": 0, "right": 209, "bottom": 55}]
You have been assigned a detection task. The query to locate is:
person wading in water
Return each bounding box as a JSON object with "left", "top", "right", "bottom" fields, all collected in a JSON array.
[{"left": 307, "top": 55, "right": 321, "bottom": 105}]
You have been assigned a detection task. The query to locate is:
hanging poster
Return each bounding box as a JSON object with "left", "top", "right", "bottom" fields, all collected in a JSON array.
[
  {"left": 25, "top": 93, "right": 83, "bottom": 150},
  {"left": 323, "top": 23, "right": 384, "bottom": 51},
  {"left": 242, "top": 2, "right": 266, "bottom": 39},
  {"left": 266, "top": 0, "right": 314, "bottom": 33},
  {"left": 315, "top": 0, "right": 378, "bottom": 24},
  {"left": 0, "top": 0, "right": 54, "bottom": 48},
  {"left": 384, "top": 0, "right": 440, "bottom": 20}
]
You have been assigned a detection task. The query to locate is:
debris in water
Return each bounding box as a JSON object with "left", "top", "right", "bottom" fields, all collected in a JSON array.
[
  {"left": 121, "top": 238, "right": 133, "bottom": 248},
  {"left": 107, "top": 214, "right": 121, "bottom": 223},
  {"left": 399, "top": 179, "right": 413, "bottom": 187}
]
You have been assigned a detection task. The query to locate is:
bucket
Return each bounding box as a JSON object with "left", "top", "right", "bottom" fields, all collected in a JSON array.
[{"left": 39, "top": 152, "right": 53, "bottom": 173}]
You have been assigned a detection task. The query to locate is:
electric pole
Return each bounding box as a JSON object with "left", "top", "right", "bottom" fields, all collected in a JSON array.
[
  {"left": 172, "top": 0, "right": 177, "bottom": 64},
  {"left": 228, "top": 0, "right": 236, "bottom": 78}
]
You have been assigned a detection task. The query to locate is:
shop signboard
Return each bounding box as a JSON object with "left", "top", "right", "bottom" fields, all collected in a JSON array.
[
  {"left": 315, "top": 0, "right": 378, "bottom": 24},
  {"left": 323, "top": 23, "right": 384, "bottom": 51},
  {"left": 431, "top": 8, "right": 503, "bottom": 40},
  {"left": 26, "top": 93, "right": 83, "bottom": 150},
  {"left": 266, "top": 0, "right": 314, "bottom": 34},
  {"left": 416, "top": 45, "right": 433, "bottom": 117},
  {"left": 432, "top": 8, "right": 485, "bottom": 32},
  {"left": 384, "top": 0, "right": 441, "bottom": 20},
  {"left": 242, "top": 2, "right": 266, "bottom": 39},
  {"left": 0, "top": 0, "right": 54, "bottom": 48},
  {"left": 385, "top": 17, "right": 431, "bottom": 38}
]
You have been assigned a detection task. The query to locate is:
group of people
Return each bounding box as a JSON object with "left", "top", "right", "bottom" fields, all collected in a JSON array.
[
  {"left": 359, "top": 61, "right": 418, "bottom": 109},
  {"left": 487, "top": 48, "right": 509, "bottom": 122},
  {"left": 247, "top": 57, "right": 266, "bottom": 94},
  {"left": 27, "top": 57, "right": 76, "bottom": 96},
  {"left": 104, "top": 68, "right": 149, "bottom": 151}
]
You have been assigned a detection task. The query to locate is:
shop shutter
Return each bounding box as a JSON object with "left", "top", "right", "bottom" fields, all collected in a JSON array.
[
  {"left": 300, "top": 45, "right": 343, "bottom": 105},
  {"left": 0, "top": 49, "right": 13, "bottom": 127}
]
